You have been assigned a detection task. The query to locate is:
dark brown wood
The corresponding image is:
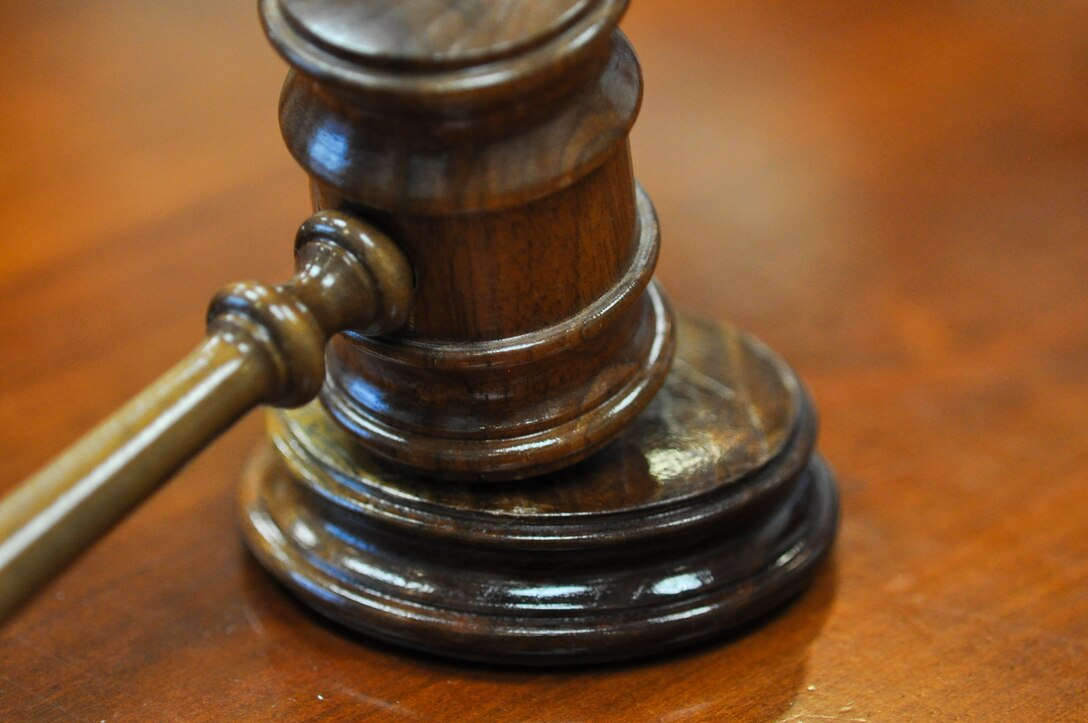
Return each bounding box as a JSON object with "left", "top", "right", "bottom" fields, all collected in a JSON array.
[
  {"left": 0, "top": 211, "right": 412, "bottom": 621},
  {"left": 243, "top": 314, "right": 835, "bottom": 662},
  {"left": 270, "top": 0, "right": 668, "bottom": 478},
  {"left": 268, "top": 0, "right": 635, "bottom": 211},
  {"left": 321, "top": 186, "right": 669, "bottom": 477},
  {"left": 234, "top": 0, "right": 835, "bottom": 661},
  {"left": 2, "top": 0, "right": 1086, "bottom": 717}
]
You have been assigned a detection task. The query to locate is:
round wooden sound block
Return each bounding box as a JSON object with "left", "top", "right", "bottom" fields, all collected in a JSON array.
[{"left": 239, "top": 313, "right": 839, "bottom": 664}]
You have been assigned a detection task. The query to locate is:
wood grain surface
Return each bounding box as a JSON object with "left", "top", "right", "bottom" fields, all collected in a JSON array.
[
  {"left": 1, "top": 0, "right": 1086, "bottom": 719},
  {"left": 276, "top": 0, "right": 669, "bottom": 480}
]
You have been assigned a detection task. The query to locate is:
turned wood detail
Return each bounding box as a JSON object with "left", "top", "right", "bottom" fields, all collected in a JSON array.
[
  {"left": 265, "top": 0, "right": 670, "bottom": 479},
  {"left": 265, "top": 0, "right": 636, "bottom": 213},
  {"left": 245, "top": 315, "right": 838, "bottom": 663},
  {"left": 210, "top": 211, "right": 414, "bottom": 405},
  {"left": 0, "top": 211, "right": 412, "bottom": 621}
]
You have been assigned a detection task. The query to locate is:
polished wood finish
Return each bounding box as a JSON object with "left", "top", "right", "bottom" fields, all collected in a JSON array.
[
  {"left": 247, "top": 0, "right": 832, "bottom": 657},
  {"left": 1, "top": 0, "right": 1086, "bottom": 717},
  {"left": 0, "top": 211, "right": 412, "bottom": 622},
  {"left": 272, "top": 0, "right": 668, "bottom": 478},
  {"left": 244, "top": 314, "right": 835, "bottom": 662},
  {"left": 321, "top": 186, "right": 669, "bottom": 477},
  {"left": 270, "top": 0, "right": 636, "bottom": 213}
]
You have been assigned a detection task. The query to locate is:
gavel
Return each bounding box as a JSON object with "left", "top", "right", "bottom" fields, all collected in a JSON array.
[{"left": 0, "top": 0, "right": 837, "bottom": 663}]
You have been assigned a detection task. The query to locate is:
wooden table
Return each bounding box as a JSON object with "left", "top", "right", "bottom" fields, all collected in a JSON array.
[{"left": 2, "top": 1, "right": 1086, "bottom": 719}]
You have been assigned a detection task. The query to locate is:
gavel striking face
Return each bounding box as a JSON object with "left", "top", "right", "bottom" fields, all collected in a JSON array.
[{"left": 0, "top": 0, "right": 838, "bottom": 664}]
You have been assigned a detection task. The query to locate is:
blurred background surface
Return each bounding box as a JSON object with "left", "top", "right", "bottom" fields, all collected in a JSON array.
[{"left": 0, "top": 1, "right": 1086, "bottom": 719}]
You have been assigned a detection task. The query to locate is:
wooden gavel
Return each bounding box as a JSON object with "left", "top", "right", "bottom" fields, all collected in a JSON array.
[{"left": 0, "top": 0, "right": 837, "bottom": 663}]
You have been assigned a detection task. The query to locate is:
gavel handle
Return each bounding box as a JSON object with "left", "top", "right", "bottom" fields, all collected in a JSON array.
[
  {"left": 0, "top": 211, "right": 413, "bottom": 623},
  {"left": 0, "top": 333, "right": 271, "bottom": 621}
]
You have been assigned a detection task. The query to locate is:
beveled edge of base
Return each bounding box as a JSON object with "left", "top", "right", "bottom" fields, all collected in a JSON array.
[
  {"left": 239, "top": 452, "right": 837, "bottom": 665},
  {"left": 240, "top": 310, "right": 841, "bottom": 665}
]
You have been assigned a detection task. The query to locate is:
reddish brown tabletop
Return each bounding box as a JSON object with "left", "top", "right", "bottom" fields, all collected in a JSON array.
[{"left": 1, "top": 1, "right": 1086, "bottom": 719}]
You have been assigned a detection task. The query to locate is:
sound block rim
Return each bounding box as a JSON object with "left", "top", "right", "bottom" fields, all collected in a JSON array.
[
  {"left": 241, "top": 453, "right": 836, "bottom": 665},
  {"left": 238, "top": 315, "right": 840, "bottom": 665}
]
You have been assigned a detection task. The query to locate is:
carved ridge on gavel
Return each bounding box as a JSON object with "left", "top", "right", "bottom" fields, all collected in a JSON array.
[{"left": 0, "top": 0, "right": 839, "bottom": 664}]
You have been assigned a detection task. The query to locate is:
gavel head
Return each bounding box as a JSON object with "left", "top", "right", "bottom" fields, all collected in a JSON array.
[{"left": 261, "top": 0, "right": 672, "bottom": 480}]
